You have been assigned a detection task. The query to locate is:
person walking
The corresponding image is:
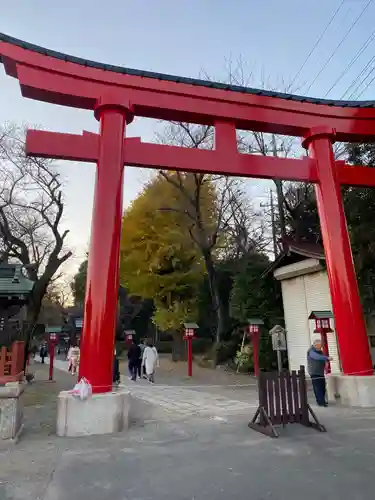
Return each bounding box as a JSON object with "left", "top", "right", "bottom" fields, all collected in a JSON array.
[
  {"left": 137, "top": 339, "right": 146, "bottom": 379},
  {"left": 31, "top": 344, "right": 38, "bottom": 359},
  {"left": 67, "top": 342, "right": 80, "bottom": 376},
  {"left": 127, "top": 339, "right": 141, "bottom": 382},
  {"left": 113, "top": 348, "right": 120, "bottom": 385},
  {"left": 142, "top": 341, "right": 159, "bottom": 384},
  {"left": 307, "top": 339, "right": 332, "bottom": 407},
  {"left": 39, "top": 343, "right": 47, "bottom": 364}
]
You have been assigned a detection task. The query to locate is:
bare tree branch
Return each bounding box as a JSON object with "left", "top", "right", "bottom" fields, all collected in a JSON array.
[{"left": 0, "top": 123, "right": 72, "bottom": 340}]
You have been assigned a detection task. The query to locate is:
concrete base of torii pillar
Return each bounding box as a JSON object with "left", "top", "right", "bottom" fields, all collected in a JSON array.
[
  {"left": 327, "top": 375, "right": 375, "bottom": 408},
  {"left": 56, "top": 387, "right": 131, "bottom": 437}
]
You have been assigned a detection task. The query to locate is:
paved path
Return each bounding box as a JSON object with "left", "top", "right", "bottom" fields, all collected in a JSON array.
[
  {"left": 4, "top": 402, "right": 375, "bottom": 500},
  {"left": 124, "top": 380, "right": 257, "bottom": 418},
  {"left": 38, "top": 355, "right": 257, "bottom": 418},
  {"left": 4, "top": 357, "right": 375, "bottom": 499}
]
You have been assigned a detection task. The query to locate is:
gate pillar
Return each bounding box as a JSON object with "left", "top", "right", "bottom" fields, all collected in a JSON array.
[
  {"left": 78, "top": 97, "right": 133, "bottom": 393},
  {"left": 303, "top": 127, "right": 373, "bottom": 377}
]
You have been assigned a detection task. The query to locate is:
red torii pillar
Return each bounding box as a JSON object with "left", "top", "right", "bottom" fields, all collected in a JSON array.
[
  {"left": 78, "top": 98, "right": 133, "bottom": 393},
  {"left": 303, "top": 127, "right": 373, "bottom": 377}
]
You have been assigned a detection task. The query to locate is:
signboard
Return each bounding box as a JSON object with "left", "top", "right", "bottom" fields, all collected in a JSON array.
[{"left": 269, "top": 325, "right": 287, "bottom": 351}]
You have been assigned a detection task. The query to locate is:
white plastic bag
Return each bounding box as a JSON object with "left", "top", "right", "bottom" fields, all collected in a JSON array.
[{"left": 71, "top": 377, "right": 92, "bottom": 401}]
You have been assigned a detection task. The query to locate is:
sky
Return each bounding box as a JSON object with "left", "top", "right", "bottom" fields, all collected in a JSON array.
[{"left": 1, "top": 0, "right": 375, "bottom": 278}]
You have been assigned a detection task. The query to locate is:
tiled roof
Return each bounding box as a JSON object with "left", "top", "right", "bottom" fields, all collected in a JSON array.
[
  {"left": 0, "top": 32, "right": 374, "bottom": 109},
  {"left": 0, "top": 264, "right": 34, "bottom": 295},
  {"left": 262, "top": 238, "right": 325, "bottom": 278}
]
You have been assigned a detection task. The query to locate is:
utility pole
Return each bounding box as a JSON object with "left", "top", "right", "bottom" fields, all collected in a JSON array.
[
  {"left": 271, "top": 135, "right": 286, "bottom": 245},
  {"left": 270, "top": 189, "right": 278, "bottom": 259}
]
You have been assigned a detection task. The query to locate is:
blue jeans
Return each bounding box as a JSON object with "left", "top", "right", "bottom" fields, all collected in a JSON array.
[{"left": 311, "top": 374, "right": 327, "bottom": 406}]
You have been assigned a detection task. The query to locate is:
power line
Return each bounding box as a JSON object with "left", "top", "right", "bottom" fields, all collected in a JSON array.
[
  {"left": 341, "top": 54, "right": 375, "bottom": 99},
  {"left": 356, "top": 71, "right": 375, "bottom": 99},
  {"left": 304, "top": 0, "right": 373, "bottom": 95},
  {"left": 349, "top": 64, "right": 375, "bottom": 99},
  {"left": 288, "top": 0, "right": 345, "bottom": 91},
  {"left": 324, "top": 27, "right": 375, "bottom": 97}
]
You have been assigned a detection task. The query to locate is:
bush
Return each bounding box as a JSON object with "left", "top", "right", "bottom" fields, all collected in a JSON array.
[
  {"left": 155, "top": 338, "right": 213, "bottom": 355},
  {"left": 156, "top": 341, "right": 174, "bottom": 353},
  {"left": 207, "top": 340, "right": 238, "bottom": 364},
  {"left": 193, "top": 338, "right": 213, "bottom": 354}
]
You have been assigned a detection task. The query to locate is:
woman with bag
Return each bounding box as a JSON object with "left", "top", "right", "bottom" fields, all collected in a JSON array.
[{"left": 67, "top": 342, "right": 80, "bottom": 376}]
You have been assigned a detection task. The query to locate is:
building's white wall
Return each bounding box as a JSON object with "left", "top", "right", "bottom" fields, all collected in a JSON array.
[
  {"left": 278, "top": 269, "right": 341, "bottom": 374},
  {"left": 303, "top": 272, "right": 341, "bottom": 374},
  {"left": 280, "top": 277, "right": 310, "bottom": 372}
]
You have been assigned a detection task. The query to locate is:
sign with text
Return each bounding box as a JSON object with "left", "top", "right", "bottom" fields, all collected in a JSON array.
[{"left": 269, "top": 325, "right": 287, "bottom": 351}]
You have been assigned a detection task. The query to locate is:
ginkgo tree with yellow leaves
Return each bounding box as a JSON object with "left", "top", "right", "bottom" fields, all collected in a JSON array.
[{"left": 119, "top": 173, "right": 215, "bottom": 337}]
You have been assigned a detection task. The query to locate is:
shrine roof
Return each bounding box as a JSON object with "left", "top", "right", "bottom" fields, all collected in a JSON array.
[
  {"left": 0, "top": 263, "right": 34, "bottom": 296},
  {"left": 0, "top": 32, "right": 374, "bottom": 109},
  {"left": 308, "top": 311, "right": 334, "bottom": 320},
  {"left": 262, "top": 238, "right": 325, "bottom": 278}
]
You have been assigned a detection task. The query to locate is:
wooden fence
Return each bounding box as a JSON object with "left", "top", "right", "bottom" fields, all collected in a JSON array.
[
  {"left": 248, "top": 365, "right": 326, "bottom": 438},
  {"left": 0, "top": 341, "right": 25, "bottom": 384}
]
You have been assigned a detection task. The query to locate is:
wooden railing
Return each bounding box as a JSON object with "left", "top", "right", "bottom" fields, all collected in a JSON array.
[
  {"left": 248, "top": 365, "right": 326, "bottom": 438},
  {"left": 0, "top": 341, "right": 25, "bottom": 384}
]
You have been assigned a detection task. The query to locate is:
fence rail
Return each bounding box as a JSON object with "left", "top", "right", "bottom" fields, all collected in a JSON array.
[
  {"left": 0, "top": 341, "right": 25, "bottom": 384},
  {"left": 249, "top": 365, "right": 326, "bottom": 438}
]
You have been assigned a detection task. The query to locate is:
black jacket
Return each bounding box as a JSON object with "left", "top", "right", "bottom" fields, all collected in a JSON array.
[{"left": 127, "top": 344, "right": 141, "bottom": 362}]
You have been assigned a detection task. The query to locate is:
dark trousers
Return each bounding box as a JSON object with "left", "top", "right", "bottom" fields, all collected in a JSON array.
[
  {"left": 113, "top": 357, "right": 120, "bottom": 383},
  {"left": 128, "top": 360, "right": 137, "bottom": 381},
  {"left": 311, "top": 374, "right": 327, "bottom": 406},
  {"left": 136, "top": 359, "right": 143, "bottom": 378}
]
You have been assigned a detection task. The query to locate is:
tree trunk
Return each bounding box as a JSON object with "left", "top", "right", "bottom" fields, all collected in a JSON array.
[
  {"left": 23, "top": 280, "right": 48, "bottom": 371},
  {"left": 202, "top": 249, "right": 225, "bottom": 365}
]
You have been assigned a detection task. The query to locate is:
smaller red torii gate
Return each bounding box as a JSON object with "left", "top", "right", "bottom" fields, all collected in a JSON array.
[{"left": 1, "top": 33, "right": 375, "bottom": 393}]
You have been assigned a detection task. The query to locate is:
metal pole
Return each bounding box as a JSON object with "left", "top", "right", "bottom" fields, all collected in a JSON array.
[
  {"left": 187, "top": 337, "right": 193, "bottom": 377},
  {"left": 277, "top": 350, "right": 282, "bottom": 374},
  {"left": 49, "top": 341, "right": 55, "bottom": 381}
]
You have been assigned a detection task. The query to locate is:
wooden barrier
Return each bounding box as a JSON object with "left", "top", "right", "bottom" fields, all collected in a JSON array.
[
  {"left": 248, "top": 365, "right": 326, "bottom": 438},
  {"left": 0, "top": 341, "right": 25, "bottom": 384}
]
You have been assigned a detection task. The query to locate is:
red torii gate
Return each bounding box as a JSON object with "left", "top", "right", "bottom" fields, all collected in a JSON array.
[{"left": 1, "top": 33, "right": 375, "bottom": 393}]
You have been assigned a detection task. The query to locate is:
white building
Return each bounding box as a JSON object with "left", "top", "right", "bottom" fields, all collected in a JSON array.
[
  {"left": 271, "top": 240, "right": 341, "bottom": 374},
  {"left": 270, "top": 239, "right": 375, "bottom": 377}
]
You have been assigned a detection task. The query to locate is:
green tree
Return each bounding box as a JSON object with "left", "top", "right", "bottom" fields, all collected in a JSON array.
[
  {"left": 272, "top": 143, "right": 375, "bottom": 318},
  {"left": 230, "top": 252, "right": 284, "bottom": 371},
  {"left": 120, "top": 174, "right": 208, "bottom": 338},
  {"left": 71, "top": 258, "right": 88, "bottom": 305},
  {"left": 158, "top": 122, "right": 261, "bottom": 356},
  {"left": 230, "top": 252, "right": 284, "bottom": 328},
  {"left": 345, "top": 143, "right": 375, "bottom": 314}
]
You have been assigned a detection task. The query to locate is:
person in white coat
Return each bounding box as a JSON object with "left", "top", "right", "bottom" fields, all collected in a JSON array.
[{"left": 142, "top": 341, "right": 159, "bottom": 383}]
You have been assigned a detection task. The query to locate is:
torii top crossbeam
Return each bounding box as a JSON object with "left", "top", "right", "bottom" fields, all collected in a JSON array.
[
  {"left": 1, "top": 32, "right": 375, "bottom": 141},
  {"left": 1, "top": 32, "right": 374, "bottom": 393}
]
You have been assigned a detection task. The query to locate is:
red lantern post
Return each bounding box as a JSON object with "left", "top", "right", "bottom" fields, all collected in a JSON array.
[
  {"left": 247, "top": 319, "right": 264, "bottom": 377},
  {"left": 183, "top": 323, "right": 198, "bottom": 377},
  {"left": 48, "top": 332, "right": 57, "bottom": 381},
  {"left": 309, "top": 311, "right": 334, "bottom": 374},
  {"left": 124, "top": 330, "right": 135, "bottom": 346}
]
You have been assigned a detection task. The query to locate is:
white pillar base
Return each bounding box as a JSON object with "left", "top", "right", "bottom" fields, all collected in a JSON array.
[
  {"left": 56, "top": 387, "right": 131, "bottom": 437},
  {"left": 327, "top": 374, "right": 375, "bottom": 408},
  {"left": 0, "top": 382, "right": 25, "bottom": 441}
]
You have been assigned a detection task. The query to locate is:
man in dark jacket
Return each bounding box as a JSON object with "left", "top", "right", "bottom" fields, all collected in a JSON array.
[
  {"left": 127, "top": 340, "right": 141, "bottom": 382},
  {"left": 307, "top": 339, "right": 332, "bottom": 407}
]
